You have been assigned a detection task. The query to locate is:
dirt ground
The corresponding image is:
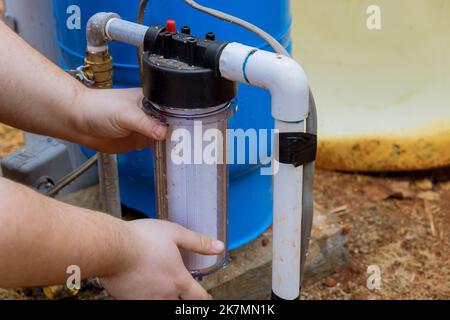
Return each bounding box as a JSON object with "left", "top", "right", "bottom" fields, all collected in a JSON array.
[
  {"left": 302, "top": 168, "right": 450, "bottom": 300},
  {"left": 0, "top": 124, "right": 24, "bottom": 158},
  {"left": 0, "top": 125, "right": 449, "bottom": 300}
]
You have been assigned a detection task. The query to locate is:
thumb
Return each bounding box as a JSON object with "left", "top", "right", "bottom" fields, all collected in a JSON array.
[
  {"left": 171, "top": 224, "right": 225, "bottom": 255},
  {"left": 117, "top": 104, "right": 168, "bottom": 141}
]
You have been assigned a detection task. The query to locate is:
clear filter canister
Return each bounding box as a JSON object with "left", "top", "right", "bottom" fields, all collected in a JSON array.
[{"left": 144, "top": 101, "right": 236, "bottom": 276}]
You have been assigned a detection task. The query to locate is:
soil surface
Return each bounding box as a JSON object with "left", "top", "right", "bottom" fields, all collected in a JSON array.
[
  {"left": 0, "top": 126, "right": 449, "bottom": 300},
  {"left": 0, "top": 124, "right": 24, "bottom": 158},
  {"left": 302, "top": 168, "right": 450, "bottom": 300}
]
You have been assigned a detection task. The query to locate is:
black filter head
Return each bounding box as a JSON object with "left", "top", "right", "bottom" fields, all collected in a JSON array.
[{"left": 142, "top": 25, "right": 238, "bottom": 109}]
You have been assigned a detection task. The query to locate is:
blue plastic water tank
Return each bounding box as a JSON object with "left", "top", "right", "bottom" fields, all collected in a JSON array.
[{"left": 52, "top": 0, "right": 292, "bottom": 250}]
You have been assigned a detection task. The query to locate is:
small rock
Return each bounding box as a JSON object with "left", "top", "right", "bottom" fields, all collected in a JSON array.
[
  {"left": 329, "top": 205, "right": 348, "bottom": 215},
  {"left": 342, "top": 224, "right": 350, "bottom": 235},
  {"left": 431, "top": 244, "right": 442, "bottom": 257},
  {"left": 43, "top": 285, "right": 64, "bottom": 300},
  {"left": 364, "top": 184, "right": 391, "bottom": 201},
  {"left": 348, "top": 262, "right": 361, "bottom": 275},
  {"left": 381, "top": 233, "right": 392, "bottom": 242},
  {"left": 417, "top": 191, "right": 440, "bottom": 202},
  {"left": 415, "top": 179, "right": 433, "bottom": 191},
  {"left": 261, "top": 237, "right": 270, "bottom": 247},
  {"left": 439, "top": 181, "right": 450, "bottom": 191},
  {"left": 322, "top": 277, "right": 338, "bottom": 287},
  {"left": 401, "top": 239, "right": 414, "bottom": 251},
  {"left": 386, "top": 183, "right": 415, "bottom": 200}
]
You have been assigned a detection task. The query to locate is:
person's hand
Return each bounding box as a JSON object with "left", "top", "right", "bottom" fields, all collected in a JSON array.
[
  {"left": 100, "top": 219, "right": 225, "bottom": 300},
  {"left": 73, "top": 87, "right": 167, "bottom": 153}
]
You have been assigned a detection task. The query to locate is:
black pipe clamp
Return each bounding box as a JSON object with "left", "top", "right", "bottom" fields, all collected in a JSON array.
[{"left": 278, "top": 132, "right": 317, "bottom": 167}]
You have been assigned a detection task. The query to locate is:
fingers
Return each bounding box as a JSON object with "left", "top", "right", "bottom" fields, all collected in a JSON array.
[
  {"left": 118, "top": 103, "right": 168, "bottom": 141},
  {"left": 171, "top": 224, "right": 225, "bottom": 255},
  {"left": 179, "top": 274, "right": 212, "bottom": 300}
]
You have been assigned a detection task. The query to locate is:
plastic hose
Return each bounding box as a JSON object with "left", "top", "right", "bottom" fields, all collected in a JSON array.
[
  {"left": 301, "top": 91, "right": 317, "bottom": 284},
  {"left": 137, "top": 0, "right": 149, "bottom": 80},
  {"left": 46, "top": 154, "right": 98, "bottom": 198}
]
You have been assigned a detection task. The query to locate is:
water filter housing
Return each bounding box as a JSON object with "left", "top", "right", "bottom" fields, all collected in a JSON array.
[
  {"left": 142, "top": 26, "right": 238, "bottom": 276},
  {"left": 53, "top": 0, "right": 292, "bottom": 249}
]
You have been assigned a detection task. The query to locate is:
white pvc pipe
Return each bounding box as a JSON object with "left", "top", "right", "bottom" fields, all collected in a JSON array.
[
  {"left": 105, "top": 18, "right": 149, "bottom": 48},
  {"left": 272, "top": 120, "right": 304, "bottom": 300},
  {"left": 219, "top": 43, "right": 309, "bottom": 300},
  {"left": 273, "top": 164, "right": 303, "bottom": 299}
]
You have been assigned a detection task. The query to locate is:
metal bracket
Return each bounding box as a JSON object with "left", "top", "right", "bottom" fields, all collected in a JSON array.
[{"left": 67, "top": 66, "right": 95, "bottom": 87}]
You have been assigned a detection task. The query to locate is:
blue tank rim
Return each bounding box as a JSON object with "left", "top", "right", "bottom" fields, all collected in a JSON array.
[{"left": 230, "top": 213, "right": 272, "bottom": 250}]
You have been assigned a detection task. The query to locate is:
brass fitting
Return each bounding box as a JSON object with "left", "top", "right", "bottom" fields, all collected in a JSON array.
[{"left": 84, "top": 49, "right": 113, "bottom": 89}]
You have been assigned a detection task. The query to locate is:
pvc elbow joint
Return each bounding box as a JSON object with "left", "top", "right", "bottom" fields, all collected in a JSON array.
[{"left": 219, "top": 42, "right": 309, "bottom": 123}]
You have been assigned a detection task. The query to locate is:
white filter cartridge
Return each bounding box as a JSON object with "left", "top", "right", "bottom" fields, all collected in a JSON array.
[
  {"left": 165, "top": 122, "right": 222, "bottom": 271},
  {"left": 148, "top": 102, "right": 233, "bottom": 276}
]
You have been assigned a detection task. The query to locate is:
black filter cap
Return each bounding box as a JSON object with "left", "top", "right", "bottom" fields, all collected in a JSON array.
[{"left": 142, "top": 24, "right": 237, "bottom": 109}]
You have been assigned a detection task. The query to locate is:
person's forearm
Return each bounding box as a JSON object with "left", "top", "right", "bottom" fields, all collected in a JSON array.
[
  {"left": 0, "top": 20, "right": 85, "bottom": 142},
  {"left": 0, "top": 177, "right": 132, "bottom": 288}
]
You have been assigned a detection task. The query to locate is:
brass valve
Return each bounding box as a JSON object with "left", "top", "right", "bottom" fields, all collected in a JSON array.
[{"left": 84, "top": 49, "right": 113, "bottom": 89}]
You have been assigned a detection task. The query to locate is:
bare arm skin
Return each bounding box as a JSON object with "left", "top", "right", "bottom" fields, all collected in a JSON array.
[
  {"left": 0, "top": 21, "right": 224, "bottom": 299},
  {"left": 0, "top": 177, "right": 224, "bottom": 299},
  {"left": 0, "top": 20, "right": 166, "bottom": 153}
]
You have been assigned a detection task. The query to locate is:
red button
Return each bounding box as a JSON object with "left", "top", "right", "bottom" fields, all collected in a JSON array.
[{"left": 166, "top": 20, "right": 177, "bottom": 33}]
